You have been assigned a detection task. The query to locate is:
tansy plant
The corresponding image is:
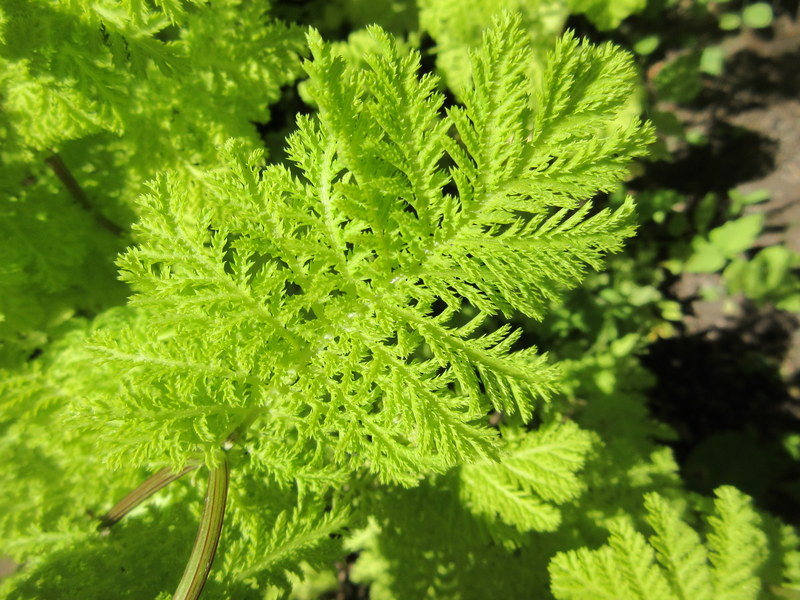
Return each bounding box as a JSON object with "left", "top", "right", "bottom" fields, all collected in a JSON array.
[{"left": 2, "top": 3, "right": 796, "bottom": 599}]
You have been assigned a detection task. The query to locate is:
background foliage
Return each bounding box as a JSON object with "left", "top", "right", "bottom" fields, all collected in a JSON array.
[{"left": 1, "top": 0, "right": 799, "bottom": 598}]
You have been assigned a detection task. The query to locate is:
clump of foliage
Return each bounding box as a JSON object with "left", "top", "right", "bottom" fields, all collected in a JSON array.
[
  {"left": 1, "top": 1, "right": 799, "bottom": 599},
  {"left": 1, "top": 0, "right": 305, "bottom": 363}
]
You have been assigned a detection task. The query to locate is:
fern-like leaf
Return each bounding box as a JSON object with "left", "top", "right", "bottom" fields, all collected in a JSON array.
[
  {"left": 708, "top": 486, "right": 768, "bottom": 600},
  {"left": 82, "top": 15, "right": 651, "bottom": 486},
  {"left": 550, "top": 486, "right": 770, "bottom": 600},
  {"left": 459, "top": 420, "right": 592, "bottom": 541},
  {"left": 645, "top": 492, "right": 713, "bottom": 600}
]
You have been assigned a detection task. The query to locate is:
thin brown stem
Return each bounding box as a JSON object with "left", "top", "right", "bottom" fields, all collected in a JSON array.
[
  {"left": 172, "top": 456, "right": 230, "bottom": 600},
  {"left": 98, "top": 462, "right": 200, "bottom": 529},
  {"left": 44, "top": 152, "right": 125, "bottom": 237}
]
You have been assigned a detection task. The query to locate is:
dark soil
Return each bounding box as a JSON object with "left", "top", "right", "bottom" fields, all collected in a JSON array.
[{"left": 639, "top": 12, "right": 800, "bottom": 525}]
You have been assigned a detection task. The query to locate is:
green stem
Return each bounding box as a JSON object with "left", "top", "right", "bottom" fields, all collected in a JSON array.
[
  {"left": 44, "top": 152, "right": 125, "bottom": 237},
  {"left": 99, "top": 462, "right": 200, "bottom": 529},
  {"left": 770, "top": 586, "right": 800, "bottom": 600},
  {"left": 172, "top": 456, "right": 230, "bottom": 600}
]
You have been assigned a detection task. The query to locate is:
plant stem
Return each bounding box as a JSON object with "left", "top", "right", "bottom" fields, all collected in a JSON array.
[
  {"left": 771, "top": 585, "right": 800, "bottom": 600},
  {"left": 44, "top": 152, "right": 125, "bottom": 237},
  {"left": 172, "top": 456, "right": 230, "bottom": 600},
  {"left": 98, "top": 462, "right": 199, "bottom": 529}
]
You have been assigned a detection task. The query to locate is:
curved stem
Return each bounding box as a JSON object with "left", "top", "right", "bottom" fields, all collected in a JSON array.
[
  {"left": 99, "top": 461, "right": 199, "bottom": 529},
  {"left": 45, "top": 152, "right": 125, "bottom": 237},
  {"left": 172, "top": 456, "right": 230, "bottom": 600}
]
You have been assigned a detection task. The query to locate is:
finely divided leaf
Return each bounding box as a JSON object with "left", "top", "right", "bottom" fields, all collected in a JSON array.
[
  {"left": 84, "top": 16, "right": 651, "bottom": 486},
  {"left": 550, "top": 487, "right": 770, "bottom": 600},
  {"left": 644, "top": 493, "right": 713, "bottom": 600},
  {"left": 708, "top": 486, "right": 768, "bottom": 600},
  {"left": 459, "top": 421, "right": 592, "bottom": 539}
]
